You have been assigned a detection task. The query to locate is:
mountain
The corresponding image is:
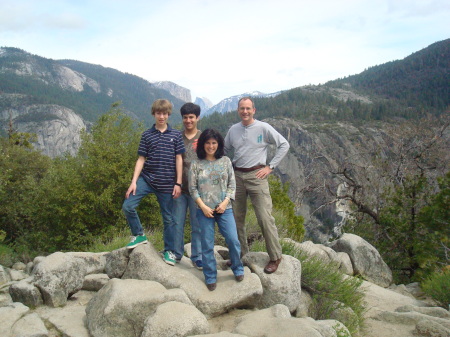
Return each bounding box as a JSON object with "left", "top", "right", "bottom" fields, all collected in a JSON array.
[
  {"left": 1, "top": 39, "right": 448, "bottom": 157},
  {"left": 151, "top": 81, "right": 192, "bottom": 102},
  {"left": 203, "top": 91, "right": 281, "bottom": 116},
  {"left": 326, "top": 38, "right": 450, "bottom": 111},
  {"left": 194, "top": 96, "right": 213, "bottom": 116},
  {"left": 0, "top": 47, "right": 187, "bottom": 155}
]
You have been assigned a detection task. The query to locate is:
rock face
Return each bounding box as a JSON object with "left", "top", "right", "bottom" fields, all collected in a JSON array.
[
  {"left": 195, "top": 96, "right": 214, "bottom": 115},
  {"left": 152, "top": 81, "right": 192, "bottom": 102},
  {"left": 266, "top": 118, "right": 399, "bottom": 242},
  {"left": 0, "top": 95, "right": 87, "bottom": 157},
  {"left": 1, "top": 235, "right": 448, "bottom": 337},
  {"left": 328, "top": 233, "right": 393, "bottom": 287}
]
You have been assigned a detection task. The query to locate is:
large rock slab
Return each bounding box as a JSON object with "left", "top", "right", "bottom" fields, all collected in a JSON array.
[
  {"left": 85, "top": 278, "right": 193, "bottom": 337},
  {"left": 38, "top": 305, "right": 90, "bottom": 337},
  {"left": 242, "top": 252, "right": 302, "bottom": 313},
  {"left": 9, "top": 278, "right": 43, "bottom": 308},
  {"left": 82, "top": 274, "right": 110, "bottom": 291},
  {"left": 10, "top": 312, "right": 48, "bottom": 337},
  {"left": 283, "top": 238, "right": 354, "bottom": 275},
  {"left": 0, "top": 302, "right": 30, "bottom": 337},
  {"left": 33, "top": 252, "right": 87, "bottom": 307},
  {"left": 141, "top": 301, "right": 209, "bottom": 337},
  {"left": 66, "top": 252, "right": 108, "bottom": 275},
  {"left": 361, "top": 280, "right": 441, "bottom": 337},
  {"left": 122, "top": 243, "right": 263, "bottom": 317},
  {"left": 233, "top": 304, "right": 349, "bottom": 337},
  {"left": 105, "top": 247, "right": 130, "bottom": 279},
  {"left": 328, "top": 233, "right": 392, "bottom": 287}
]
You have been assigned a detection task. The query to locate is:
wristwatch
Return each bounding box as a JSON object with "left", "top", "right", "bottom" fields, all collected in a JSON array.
[{"left": 269, "top": 164, "right": 275, "bottom": 170}]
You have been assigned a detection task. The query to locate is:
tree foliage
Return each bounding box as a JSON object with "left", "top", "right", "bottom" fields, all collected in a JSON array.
[
  {"left": 0, "top": 134, "right": 51, "bottom": 244},
  {"left": 269, "top": 176, "right": 305, "bottom": 242},
  {"left": 338, "top": 117, "right": 449, "bottom": 282},
  {"left": 0, "top": 104, "right": 165, "bottom": 253}
]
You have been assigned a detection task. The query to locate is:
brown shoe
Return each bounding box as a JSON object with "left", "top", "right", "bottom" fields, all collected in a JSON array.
[
  {"left": 206, "top": 283, "right": 216, "bottom": 291},
  {"left": 226, "top": 260, "right": 232, "bottom": 267},
  {"left": 235, "top": 274, "right": 244, "bottom": 282},
  {"left": 264, "top": 257, "right": 282, "bottom": 274}
]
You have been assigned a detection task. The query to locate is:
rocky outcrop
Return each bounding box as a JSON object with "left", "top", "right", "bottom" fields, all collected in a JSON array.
[
  {"left": 120, "top": 243, "right": 263, "bottom": 318},
  {"left": 328, "top": 233, "right": 393, "bottom": 287},
  {"left": 152, "top": 81, "right": 192, "bottom": 102},
  {"left": 85, "top": 279, "right": 196, "bottom": 336},
  {"left": 33, "top": 252, "right": 87, "bottom": 307},
  {"left": 242, "top": 253, "right": 302, "bottom": 312},
  {"left": 0, "top": 95, "right": 87, "bottom": 157},
  {"left": 283, "top": 238, "right": 354, "bottom": 276},
  {"left": 0, "top": 47, "right": 101, "bottom": 93},
  {"left": 267, "top": 118, "right": 396, "bottom": 242},
  {"left": 1, "top": 234, "right": 447, "bottom": 337},
  {"left": 195, "top": 96, "right": 214, "bottom": 114}
]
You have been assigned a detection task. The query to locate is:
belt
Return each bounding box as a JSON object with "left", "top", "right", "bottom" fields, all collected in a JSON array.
[{"left": 234, "top": 164, "right": 266, "bottom": 172}]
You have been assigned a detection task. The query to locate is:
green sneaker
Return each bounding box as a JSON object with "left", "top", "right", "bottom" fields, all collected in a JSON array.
[
  {"left": 163, "top": 251, "right": 176, "bottom": 266},
  {"left": 126, "top": 235, "right": 148, "bottom": 249}
]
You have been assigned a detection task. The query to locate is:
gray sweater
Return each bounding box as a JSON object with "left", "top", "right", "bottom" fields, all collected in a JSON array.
[{"left": 224, "top": 120, "right": 289, "bottom": 169}]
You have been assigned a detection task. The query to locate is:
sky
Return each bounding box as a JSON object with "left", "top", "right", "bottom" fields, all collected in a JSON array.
[{"left": 1, "top": 0, "right": 449, "bottom": 104}]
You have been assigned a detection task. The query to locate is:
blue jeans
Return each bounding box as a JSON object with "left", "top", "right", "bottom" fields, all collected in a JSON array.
[
  {"left": 122, "top": 176, "right": 177, "bottom": 253},
  {"left": 197, "top": 208, "right": 244, "bottom": 284},
  {"left": 173, "top": 193, "right": 202, "bottom": 261}
]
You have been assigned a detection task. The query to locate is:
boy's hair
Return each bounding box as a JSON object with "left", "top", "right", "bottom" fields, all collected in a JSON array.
[
  {"left": 196, "top": 128, "right": 224, "bottom": 160},
  {"left": 180, "top": 102, "right": 201, "bottom": 117},
  {"left": 151, "top": 99, "right": 173, "bottom": 115}
]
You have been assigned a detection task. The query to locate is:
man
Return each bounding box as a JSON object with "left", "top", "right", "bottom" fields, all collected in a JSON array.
[
  {"left": 173, "top": 102, "right": 203, "bottom": 269},
  {"left": 224, "top": 97, "right": 290, "bottom": 274}
]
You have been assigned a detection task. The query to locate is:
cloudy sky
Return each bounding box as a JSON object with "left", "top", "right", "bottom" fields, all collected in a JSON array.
[{"left": 1, "top": 0, "right": 449, "bottom": 104}]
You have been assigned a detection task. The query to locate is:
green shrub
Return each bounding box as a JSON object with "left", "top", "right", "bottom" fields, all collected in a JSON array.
[
  {"left": 281, "top": 241, "right": 366, "bottom": 336},
  {"left": 421, "top": 268, "right": 450, "bottom": 309}
]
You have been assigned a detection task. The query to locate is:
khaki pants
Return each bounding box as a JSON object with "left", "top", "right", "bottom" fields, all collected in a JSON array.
[{"left": 232, "top": 170, "right": 282, "bottom": 261}]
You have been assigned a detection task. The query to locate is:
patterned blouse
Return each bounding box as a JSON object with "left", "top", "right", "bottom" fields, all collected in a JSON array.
[{"left": 188, "top": 156, "right": 235, "bottom": 209}]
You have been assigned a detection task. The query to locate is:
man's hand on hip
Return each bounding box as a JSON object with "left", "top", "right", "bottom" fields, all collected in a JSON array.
[{"left": 255, "top": 166, "right": 273, "bottom": 179}]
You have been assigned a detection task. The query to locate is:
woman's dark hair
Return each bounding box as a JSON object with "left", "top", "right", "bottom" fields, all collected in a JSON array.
[{"left": 196, "top": 128, "right": 224, "bottom": 160}]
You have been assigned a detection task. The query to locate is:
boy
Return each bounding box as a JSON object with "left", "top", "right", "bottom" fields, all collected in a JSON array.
[
  {"left": 122, "top": 99, "right": 185, "bottom": 266},
  {"left": 173, "top": 103, "right": 202, "bottom": 269}
]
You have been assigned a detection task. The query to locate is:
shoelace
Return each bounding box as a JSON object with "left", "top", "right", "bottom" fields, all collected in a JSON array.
[
  {"left": 129, "top": 236, "right": 137, "bottom": 243},
  {"left": 168, "top": 251, "right": 176, "bottom": 260}
]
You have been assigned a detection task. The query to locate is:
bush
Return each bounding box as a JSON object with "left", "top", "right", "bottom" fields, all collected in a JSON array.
[
  {"left": 421, "top": 268, "right": 450, "bottom": 309},
  {"left": 281, "top": 241, "right": 366, "bottom": 336},
  {"left": 269, "top": 176, "right": 305, "bottom": 242},
  {"left": 0, "top": 104, "right": 166, "bottom": 254}
]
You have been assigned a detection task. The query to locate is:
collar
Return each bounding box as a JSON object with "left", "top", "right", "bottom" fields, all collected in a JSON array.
[{"left": 150, "top": 123, "right": 172, "bottom": 133}]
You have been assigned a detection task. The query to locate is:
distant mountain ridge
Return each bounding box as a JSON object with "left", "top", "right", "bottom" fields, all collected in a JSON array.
[
  {"left": 0, "top": 39, "right": 448, "bottom": 156},
  {"left": 151, "top": 81, "right": 192, "bottom": 102},
  {"left": 327, "top": 38, "right": 450, "bottom": 111},
  {"left": 203, "top": 91, "right": 281, "bottom": 116}
]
